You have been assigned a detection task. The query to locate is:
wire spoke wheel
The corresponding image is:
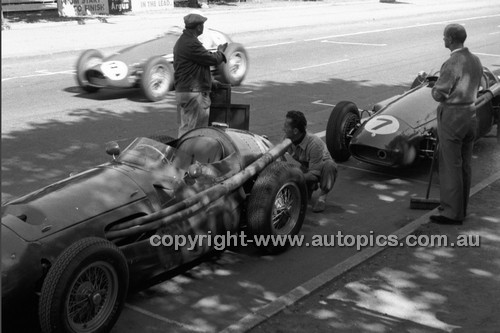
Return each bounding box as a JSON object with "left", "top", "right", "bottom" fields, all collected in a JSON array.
[
  {"left": 247, "top": 162, "right": 307, "bottom": 254},
  {"left": 66, "top": 262, "right": 119, "bottom": 332},
  {"left": 272, "top": 182, "right": 301, "bottom": 235},
  {"left": 39, "top": 237, "right": 128, "bottom": 333}
]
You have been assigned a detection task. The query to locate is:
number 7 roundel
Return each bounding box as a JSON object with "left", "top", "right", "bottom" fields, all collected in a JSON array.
[{"left": 364, "top": 115, "right": 400, "bottom": 136}]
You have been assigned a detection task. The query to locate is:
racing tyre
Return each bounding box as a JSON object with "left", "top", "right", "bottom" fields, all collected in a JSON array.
[
  {"left": 246, "top": 161, "right": 307, "bottom": 254},
  {"left": 326, "top": 101, "right": 360, "bottom": 162},
  {"left": 39, "top": 237, "right": 129, "bottom": 333},
  {"left": 141, "top": 56, "right": 174, "bottom": 102},
  {"left": 76, "top": 49, "right": 104, "bottom": 93},
  {"left": 217, "top": 43, "right": 248, "bottom": 86}
]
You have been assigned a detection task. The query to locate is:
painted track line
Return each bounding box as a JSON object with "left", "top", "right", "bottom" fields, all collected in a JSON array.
[
  {"left": 2, "top": 69, "right": 75, "bottom": 82},
  {"left": 321, "top": 40, "right": 387, "bottom": 47},
  {"left": 475, "top": 52, "right": 500, "bottom": 57},
  {"left": 125, "top": 303, "right": 206, "bottom": 332},
  {"left": 291, "top": 58, "right": 349, "bottom": 71},
  {"left": 304, "top": 14, "right": 500, "bottom": 41},
  {"left": 220, "top": 169, "right": 500, "bottom": 333},
  {"left": 246, "top": 41, "right": 297, "bottom": 49}
]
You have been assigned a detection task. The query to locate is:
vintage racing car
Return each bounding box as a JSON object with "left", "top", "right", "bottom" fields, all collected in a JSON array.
[
  {"left": 2, "top": 127, "right": 306, "bottom": 333},
  {"left": 75, "top": 26, "right": 249, "bottom": 101},
  {"left": 326, "top": 66, "right": 500, "bottom": 167}
]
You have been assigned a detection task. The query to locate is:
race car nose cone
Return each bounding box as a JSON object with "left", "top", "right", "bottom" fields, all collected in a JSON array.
[{"left": 350, "top": 115, "right": 416, "bottom": 167}]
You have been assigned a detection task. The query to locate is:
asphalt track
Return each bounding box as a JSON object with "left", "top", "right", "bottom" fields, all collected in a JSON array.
[
  {"left": 221, "top": 170, "right": 500, "bottom": 333},
  {"left": 2, "top": 0, "right": 500, "bottom": 332}
]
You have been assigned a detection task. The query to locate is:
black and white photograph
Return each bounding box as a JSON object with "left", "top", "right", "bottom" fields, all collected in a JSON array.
[{"left": 2, "top": 0, "right": 499, "bottom": 332}]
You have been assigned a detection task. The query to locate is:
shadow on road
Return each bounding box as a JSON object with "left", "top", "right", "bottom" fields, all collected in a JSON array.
[
  {"left": 250, "top": 180, "right": 500, "bottom": 333},
  {"left": 2, "top": 75, "right": 499, "bottom": 333},
  {"left": 2, "top": 76, "right": 410, "bottom": 200}
]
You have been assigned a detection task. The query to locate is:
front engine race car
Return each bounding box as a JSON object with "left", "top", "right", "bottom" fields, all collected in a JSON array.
[
  {"left": 1, "top": 127, "right": 306, "bottom": 333},
  {"left": 326, "top": 66, "right": 500, "bottom": 167},
  {"left": 75, "top": 26, "right": 249, "bottom": 101}
]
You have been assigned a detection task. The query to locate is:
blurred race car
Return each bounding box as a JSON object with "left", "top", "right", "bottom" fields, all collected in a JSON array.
[
  {"left": 326, "top": 66, "right": 500, "bottom": 167},
  {"left": 2, "top": 126, "right": 306, "bottom": 333},
  {"left": 75, "top": 26, "right": 249, "bottom": 101}
]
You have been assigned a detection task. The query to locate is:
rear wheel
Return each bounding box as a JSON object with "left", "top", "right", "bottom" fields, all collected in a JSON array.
[
  {"left": 217, "top": 43, "right": 248, "bottom": 86},
  {"left": 39, "top": 237, "right": 129, "bottom": 333},
  {"left": 76, "top": 49, "right": 103, "bottom": 93},
  {"left": 141, "top": 56, "right": 174, "bottom": 102},
  {"left": 246, "top": 162, "right": 307, "bottom": 254},
  {"left": 326, "top": 101, "right": 360, "bottom": 162}
]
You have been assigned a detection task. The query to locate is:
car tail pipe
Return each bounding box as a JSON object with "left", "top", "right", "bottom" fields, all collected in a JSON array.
[{"left": 105, "top": 138, "right": 292, "bottom": 240}]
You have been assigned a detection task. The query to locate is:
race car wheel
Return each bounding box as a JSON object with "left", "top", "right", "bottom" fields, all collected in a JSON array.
[
  {"left": 326, "top": 101, "right": 360, "bottom": 162},
  {"left": 217, "top": 43, "right": 248, "bottom": 86},
  {"left": 246, "top": 161, "right": 307, "bottom": 254},
  {"left": 39, "top": 237, "right": 129, "bottom": 333},
  {"left": 76, "top": 49, "right": 104, "bottom": 93},
  {"left": 141, "top": 56, "right": 174, "bottom": 102}
]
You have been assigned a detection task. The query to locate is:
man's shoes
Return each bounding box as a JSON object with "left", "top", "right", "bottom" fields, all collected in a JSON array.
[
  {"left": 429, "top": 215, "right": 462, "bottom": 225},
  {"left": 313, "top": 193, "right": 327, "bottom": 213}
]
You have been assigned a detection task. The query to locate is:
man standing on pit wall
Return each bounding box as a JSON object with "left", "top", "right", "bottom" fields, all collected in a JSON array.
[
  {"left": 173, "top": 12, "right": 227, "bottom": 138},
  {"left": 430, "top": 23, "right": 483, "bottom": 225},
  {"left": 283, "top": 110, "right": 338, "bottom": 213}
]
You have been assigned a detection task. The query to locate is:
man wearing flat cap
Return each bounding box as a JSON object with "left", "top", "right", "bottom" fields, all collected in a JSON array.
[{"left": 173, "top": 12, "right": 228, "bottom": 137}]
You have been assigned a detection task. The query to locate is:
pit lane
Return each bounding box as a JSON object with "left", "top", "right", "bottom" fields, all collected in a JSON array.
[
  {"left": 2, "top": 1, "right": 499, "bottom": 332},
  {"left": 104, "top": 130, "right": 498, "bottom": 333}
]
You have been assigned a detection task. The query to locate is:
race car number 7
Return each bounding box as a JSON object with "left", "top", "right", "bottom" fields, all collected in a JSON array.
[{"left": 364, "top": 115, "right": 400, "bottom": 135}]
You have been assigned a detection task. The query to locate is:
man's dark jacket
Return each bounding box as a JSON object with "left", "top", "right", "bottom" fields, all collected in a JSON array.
[{"left": 173, "top": 29, "right": 226, "bottom": 92}]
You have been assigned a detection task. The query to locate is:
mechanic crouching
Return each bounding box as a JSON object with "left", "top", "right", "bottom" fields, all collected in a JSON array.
[
  {"left": 173, "top": 12, "right": 228, "bottom": 137},
  {"left": 283, "top": 111, "right": 338, "bottom": 212}
]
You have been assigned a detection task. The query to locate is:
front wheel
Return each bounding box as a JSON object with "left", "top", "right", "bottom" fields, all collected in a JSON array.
[
  {"left": 141, "top": 56, "right": 174, "bottom": 102},
  {"left": 246, "top": 161, "right": 307, "bottom": 254},
  {"left": 39, "top": 237, "right": 129, "bottom": 333},
  {"left": 217, "top": 43, "right": 248, "bottom": 86},
  {"left": 76, "top": 49, "right": 104, "bottom": 93},
  {"left": 325, "top": 101, "right": 360, "bottom": 162}
]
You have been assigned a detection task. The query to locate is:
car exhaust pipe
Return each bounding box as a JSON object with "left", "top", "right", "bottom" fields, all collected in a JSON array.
[
  {"left": 377, "top": 150, "right": 387, "bottom": 160},
  {"left": 105, "top": 139, "right": 293, "bottom": 240}
]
